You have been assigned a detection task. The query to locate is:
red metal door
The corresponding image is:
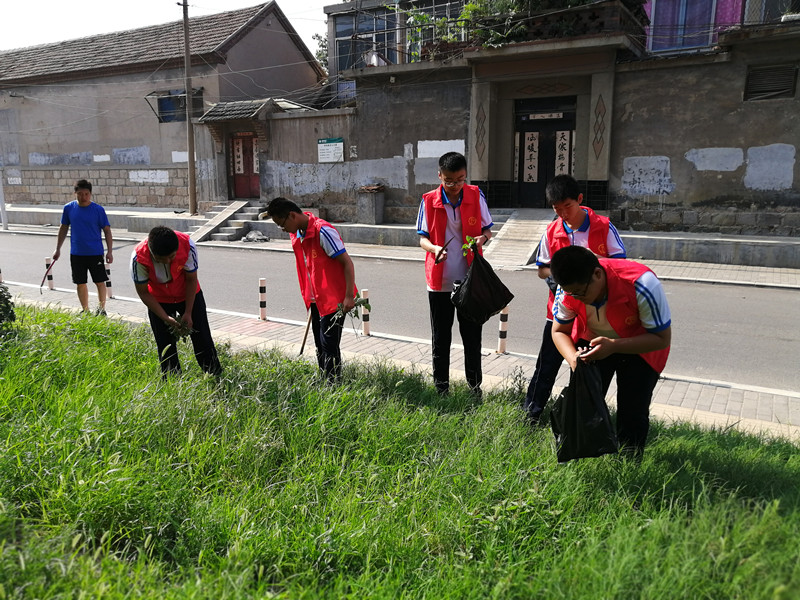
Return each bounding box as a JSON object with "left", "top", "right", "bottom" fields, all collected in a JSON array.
[{"left": 231, "top": 134, "right": 260, "bottom": 198}]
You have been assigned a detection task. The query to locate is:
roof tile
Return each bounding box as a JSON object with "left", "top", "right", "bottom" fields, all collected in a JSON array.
[{"left": 0, "top": 3, "right": 268, "bottom": 84}]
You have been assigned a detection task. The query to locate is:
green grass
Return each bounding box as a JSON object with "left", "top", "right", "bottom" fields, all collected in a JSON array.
[{"left": 1, "top": 306, "right": 799, "bottom": 599}]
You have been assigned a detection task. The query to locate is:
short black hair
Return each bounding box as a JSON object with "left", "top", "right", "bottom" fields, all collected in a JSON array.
[
  {"left": 265, "top": 197, "right": 303, "bottom": 220},
  {"left": 74, "top": 179, "right": 92, "bottom": 193},
  {"left": 438, "top": 152, "right": 467, "bottom": 173},
  {"left": 546, "top": 175, "right": 580, "bottom": 206},
  {"left": 148, "top": 226, "right": 179, "bottom": 257},
  {"left": 550, "top": 246, "right": 600, "bottom": 287}
]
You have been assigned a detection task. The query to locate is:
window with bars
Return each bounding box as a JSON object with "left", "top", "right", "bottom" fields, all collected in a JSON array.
[
  {"left": 405, "top": 0, "right": 466, "bottom": 62},
  {"left": 147, "top": 89, "right": 204, "bottom": 123},
  {"left": 334, "top": 8, "right": 398, "bottom": 73},
  {"left": 743, "top": 0, "right": 800, "bottom": 24},
  {"left": 744, "top": 64, "right": 798, "bottom": 100},
  {"left": 332, "top": 1, "right": 466, "bottom": 72}
]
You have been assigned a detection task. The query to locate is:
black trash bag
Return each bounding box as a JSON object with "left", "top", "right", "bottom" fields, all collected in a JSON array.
[
  {"left": 450, "top": 245, "right": 514, "bottom": 325},
  {"left": 550, "top": 360, "right": 618, "bottom": 463}
]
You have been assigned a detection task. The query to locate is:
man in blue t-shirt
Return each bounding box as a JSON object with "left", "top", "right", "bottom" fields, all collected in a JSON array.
[{"left": 53, "top": 180, "right": 113, "bottom": 314}]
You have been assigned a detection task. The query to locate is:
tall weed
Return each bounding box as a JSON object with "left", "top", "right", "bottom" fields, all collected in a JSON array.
[{"left": 0, "top": 306, "right": 798, "bottom": 598}]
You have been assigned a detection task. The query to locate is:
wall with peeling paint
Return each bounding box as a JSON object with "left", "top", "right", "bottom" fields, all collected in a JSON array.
[
  {"left": 0, "top": 64, "right": 223, "bottom": 209},
  {"left": 611, "top": 33, "right": 800, "bottom": 235},
  {"left": 261, "top": 72, "right": 471, "bottom": 222},
  {"left": 0, "top": 12, "right": 321, "bottom": 212}
]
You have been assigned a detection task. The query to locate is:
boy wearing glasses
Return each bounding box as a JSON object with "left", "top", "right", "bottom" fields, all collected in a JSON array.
[
  {"left": 417, "top": 152, "right": 493, "bottom": 396},
  {"left": 550, "top": 245, "right": 671, "bottom": 456},
  {"left": 524, "top": 175, "right": 626, "bottom": 424},
  {"left": 265, "top": 197, "right": 357, "bottom": 383}
]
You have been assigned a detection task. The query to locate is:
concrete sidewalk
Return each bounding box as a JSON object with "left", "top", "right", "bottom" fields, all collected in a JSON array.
[{"left": 5, "top": 274, "right": 799, "bottom": 444}]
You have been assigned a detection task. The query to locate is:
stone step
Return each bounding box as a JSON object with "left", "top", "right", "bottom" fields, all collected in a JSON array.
[
  {"left": 210, "top": 231, "right": 240, "bottom": 241},
  {"left": 218, "top": 225, "right": 246, "bottom": 235}
]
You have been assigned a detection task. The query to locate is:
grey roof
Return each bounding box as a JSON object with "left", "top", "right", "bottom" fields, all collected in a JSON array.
[
  {"left": 200, "top": 99, "right": 274, "bottom": 122},
  {"left": 199, "top": 98, "right": 315, "bottom": 122},
  {"left": 0, "top": 2, "right": 322, "bottom": 85}
]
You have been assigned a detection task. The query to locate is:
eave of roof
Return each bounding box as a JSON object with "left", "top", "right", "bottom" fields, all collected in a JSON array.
[
  {"left": 199, "top": 97, "right": 316, "bottom": 123},
  {"left": 200, "top": 99, "right": 274, "bottom": 122}
]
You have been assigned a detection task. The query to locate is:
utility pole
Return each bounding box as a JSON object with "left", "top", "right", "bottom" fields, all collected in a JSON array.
[
  {"left": 181, "top": 0, "right": 198, "bottom": 215},
  {"left": 0, "top": 169, "right": 7, "bottom": 231}
]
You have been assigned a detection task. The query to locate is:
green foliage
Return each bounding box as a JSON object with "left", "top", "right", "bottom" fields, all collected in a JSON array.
[
  {"left": 398, "top": 0, "right": 648, "bottom": 55},
  {"left": 312, "top": 32, "right": 328, "bottom": 72},
  {"left": 0, "top": 305, "right": 799, "bottom": 597},
  {"left": 0, "top": 282, "right": 14, "bottom": 328},
  {"left": 462, "top": 235, "right": 477, "bottom": 256}
]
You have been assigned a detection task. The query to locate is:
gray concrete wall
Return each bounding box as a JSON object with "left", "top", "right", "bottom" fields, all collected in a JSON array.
[
  {"left": 0, "top": 166, "right": 195, "bottom": 209},
  {"left": 220, "top": 17, "right": 321, "bottom": 102},
  {"left": 0, "top": 66, "right": 224, "bottom": 211},
  {"left": 611, "top": 36, "right": 800, "bottom": 236},
  {"left": 261, "top": 71, "right": 472, "bottom": 223}
]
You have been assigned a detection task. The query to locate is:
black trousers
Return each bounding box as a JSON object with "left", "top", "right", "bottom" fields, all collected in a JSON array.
[
  {"left": 595, "top": 353, "right": 661, "bottom": 454},
  {"left": 310, "top": 303, "right": 344, "bottom": 383},
  {"left": 428, "top": 291, "right": 483, "bottom": 394},
  {"left": 147, "top": 291, "right": 221, "bottom": 376},
  {"left": 524, "top": 320, "right": 563, "bottom": 420}
]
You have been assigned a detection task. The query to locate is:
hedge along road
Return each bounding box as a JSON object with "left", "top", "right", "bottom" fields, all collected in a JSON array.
[{"left": 1, "top": 231, "right": 798, "bottom": 392}]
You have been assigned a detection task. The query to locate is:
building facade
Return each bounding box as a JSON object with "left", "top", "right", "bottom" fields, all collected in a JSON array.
[
  {"left": 256, "top": 0, "right": 798, "bottom": 233},
  {"left": 0, "top": 2, "right": 324, "bottom": 211}
]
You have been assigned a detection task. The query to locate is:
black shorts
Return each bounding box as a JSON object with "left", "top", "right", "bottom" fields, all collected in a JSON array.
[{"left": 70, "top": 254, "right": 107, "bottom": 285}]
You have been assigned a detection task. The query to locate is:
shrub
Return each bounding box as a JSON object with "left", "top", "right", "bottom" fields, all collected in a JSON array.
[{"left": 0, "top": 282, "right": 15, "bottom": 328}]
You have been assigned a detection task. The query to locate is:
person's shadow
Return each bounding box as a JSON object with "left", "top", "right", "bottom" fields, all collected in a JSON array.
[{"left": 584, "top": 420, "right": 800, "bottom": 513}]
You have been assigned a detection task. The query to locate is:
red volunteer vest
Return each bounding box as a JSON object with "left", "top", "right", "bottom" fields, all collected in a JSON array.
[
  {"left": 423, "top": 185, "right": 484, "bottom": 291},
  {"left": 291, "top": 213, "right": 357, "bottom": 316},
  {"left": 560, "top": 258, "right": 670, "bottom": 373},
  {"left": 545, "top": 207, "right": 612, "bottom": 320},
  {"left": 134, "top": 231, "right": 201, "bottom": 303}
]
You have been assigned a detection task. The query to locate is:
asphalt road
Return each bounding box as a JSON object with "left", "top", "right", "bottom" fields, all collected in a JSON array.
[{"left": 2, "top": 231, "right": 798, "bottom": 391}]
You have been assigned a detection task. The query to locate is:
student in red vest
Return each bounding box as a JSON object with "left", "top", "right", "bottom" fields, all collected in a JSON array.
[
  {"left": 550, "top": 245, "right": 671, "bottom": 457},
  {"left": 524, "top": 175, "right": 626, "bottom": 424},
  {"left": 417, "top": 152, "right": 493, "bottom": 396},
  {"left": 131, "top": 226, "right": 221, "bottom": 377},
  {"left": 265, "top": 197, "right": 357, "bottom": 383}
]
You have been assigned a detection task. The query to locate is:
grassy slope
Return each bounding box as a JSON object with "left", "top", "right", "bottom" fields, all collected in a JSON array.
[{"left": 0, "top": 307, "right": 798, "bottom": 599}]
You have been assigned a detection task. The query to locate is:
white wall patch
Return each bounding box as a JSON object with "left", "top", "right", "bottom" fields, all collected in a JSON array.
[
  {"left": 93, "top": 155, "right": 111, "bottom": 163},
  {"left": 743, "top": 144, "right": 795, "bottom": 191},
  {"left": 685, "top": 148, "right": 743, "bottom": 171},
  {"left": 417, "top": 140, "right": 465, "bottom": 158},
  {"left": 129, "top": 170, "right": 169, "bottom": 184},
  {"left": 172, "top": 151, "right": 189, "bottom": 163},
  {"left": 621, "top": 156, "right": 676, "bottom": 196}
]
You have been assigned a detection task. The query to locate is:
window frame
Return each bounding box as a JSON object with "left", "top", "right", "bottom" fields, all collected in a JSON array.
[
  {"left": 648, "top": 0, "right": 719, "bottom": 53},
  {"left": 146, "top": 88, "right": 204, "bottom": 124},
  {"left": 333, "top": 8, "right": 398, "bottom": 73}
]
